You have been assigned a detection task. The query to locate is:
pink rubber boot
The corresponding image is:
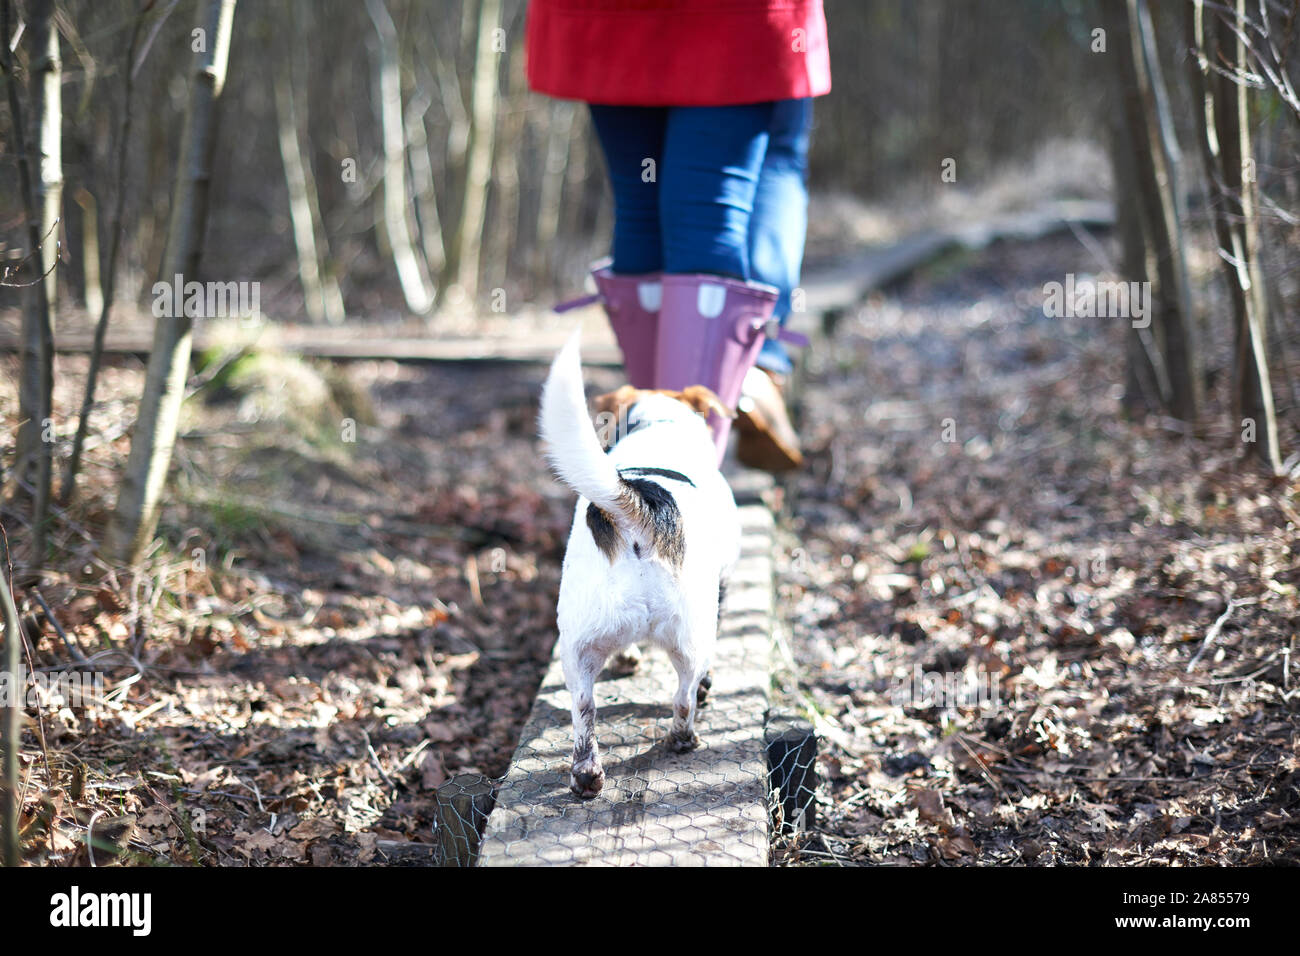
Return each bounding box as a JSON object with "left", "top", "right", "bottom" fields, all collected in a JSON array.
[
  {"left": 592, "top": 267, "right": 662, "bottom": 388},
  {"left": 655, "top": 274, "right": 779, "bottom": 464}
]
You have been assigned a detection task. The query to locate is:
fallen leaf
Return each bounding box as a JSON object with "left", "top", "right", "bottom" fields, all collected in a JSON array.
[
  {"left": 291, "top": 817, "right": 339, "bottom": 841},
  {"left": 419, "top": 749, "right": 448, "bottom": 790},
  {"left": 911, "top": 788, "right": 955, "bottom": 829}
]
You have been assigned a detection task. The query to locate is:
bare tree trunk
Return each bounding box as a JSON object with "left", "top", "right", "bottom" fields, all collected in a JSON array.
[
  {"left": 1223, "top": 6, "right": 1283, "bottom": 473},
  {"left": 62, "top": 0, "right": 149, "bottom": 506},
  {"left": 1131, "top": 0, "right": 1199, "bottom": 422},
  {"left": 1101, "top": 0, "right": 1201, "bottom": 423},
  {"left": 0, "top": 545, "right": 21, "bottom": 867},
  {"left": 6, "top": 0, "right": 59, "bottom": 571},
  {"left": 533, "top": 100, "right": 575, "bottom": 283},
  {"left": 426, "top": 22, "right": 469, "bottom": 203},
  {"left": 275, "top": 42, "right": 339, "bottom": 323},
  {"left": 33, "top": 1, "right": 61, "bottom": 315},
  {"left": 1110, "top": 104, "right": 1168, "bottom": 415},
  {"left": 1189, "top": 0, "right": 1283, "bottom": 471},
  {"left": 404, "top": 72, "right": 446, "bottom": 279},
  {"left": 1102, "top": 0, "right": 1171, "bottom": 416},
  {"left": 104, "top": 0, "right": 237, "bottom": 566},
  {"left": 562, "top": 107, "right": 591, "bottom": 242},
  {"left": 364, "top": 0, "right": 433, "bottom": 315},
  {"left": 486, "top": 34, "right": 524, "bottom": 298},
  {"left": 279, "top": 1, "right": 343, "bottom": 324},
  {"left": 917, "top": 0, "right": 943, "bottom": 200},
  {"left": 75, "top": 187, "right": 102, "bottom": 318},
  {"left": 450, "top": 0, "right": 501, "bottom": 304}
]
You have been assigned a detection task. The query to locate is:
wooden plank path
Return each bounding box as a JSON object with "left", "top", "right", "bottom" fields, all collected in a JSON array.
[
  {"left": 0, "top": 321, "right": 624, "bottom": 368},
  {"left": 0, "top": 199, "right": 1112, "bottom": 366},
  {"left": 797, "top": 199, "right": 1114, "bottom": 320},
  {"left": 477, "top": 496, "right": 776, "bottom": 866}
]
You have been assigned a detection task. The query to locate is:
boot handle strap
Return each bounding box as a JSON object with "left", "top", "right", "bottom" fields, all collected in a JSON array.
[
  {"left": 765, "top": 319, "right": 810, "bottom": 348},
  {"left": 554, "top": 292, "right": 601, "bottom": 313}
]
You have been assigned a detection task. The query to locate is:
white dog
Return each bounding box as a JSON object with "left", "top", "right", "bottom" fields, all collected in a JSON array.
[{"left": 538, "top": 331, "right": 741, "bottom": 798}]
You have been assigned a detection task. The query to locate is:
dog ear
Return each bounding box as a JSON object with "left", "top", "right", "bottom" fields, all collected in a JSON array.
[
  {"left": 676, "top": 385, "right": 736, "bottom": 420},
  {"left": 592, "top": 384, "right": 643, "bottom": 417}
]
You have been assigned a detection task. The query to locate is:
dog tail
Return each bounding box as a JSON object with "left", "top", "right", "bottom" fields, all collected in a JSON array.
[{"left": 539, "top": 329, "right": 627, "bottom": 518}]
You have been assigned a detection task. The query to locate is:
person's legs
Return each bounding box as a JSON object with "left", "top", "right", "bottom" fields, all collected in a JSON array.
[
  {"left": 655, "top": 105, "right": 779, "bottom": 463},
  {"left": 733, "top": 100, "right": 814, "bottom": 472},
  {"left": 749, "top": 98, "right": 813, "bottom": 375},
  {"left": 587, "top": 105, "right": 669, "bottom": 386},
  {"left": 659, "top": 103, "right": 775, "bottom": 278},
  {"left": 588, "top": 105, "right": 667, "bottom": 274}
]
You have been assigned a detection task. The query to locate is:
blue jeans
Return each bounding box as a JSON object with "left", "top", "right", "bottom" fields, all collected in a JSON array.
[{"left": 589, "top": 99, "right": 812, "bottom": 375}]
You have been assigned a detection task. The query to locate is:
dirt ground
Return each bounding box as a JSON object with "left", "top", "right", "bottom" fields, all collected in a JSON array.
[
  {"left": 1, "top": 346, "right": 622, "bottom": 865},
  {"left": 774, "top": 233, "right": 1300, "bottom": 865},
  {"left": 2, "top": 227, "right": 1296, "bottom": 866}
]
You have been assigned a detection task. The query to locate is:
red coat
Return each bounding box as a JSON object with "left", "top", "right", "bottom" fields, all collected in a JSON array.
[{"left": 525, "top": 0, "right": 831, "bottom": 107}]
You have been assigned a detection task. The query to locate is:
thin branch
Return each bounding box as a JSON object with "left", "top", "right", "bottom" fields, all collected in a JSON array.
[
  {"left": 61, "top": 0, "right": 151, "bottom": 504},
  {"left": 1187, "top": 597, "right": 1256, "bottom": 672},
  {"left": 1202, "top": 0, "right": 1300, "bottom": 117},
  {"left": 131, "top": 0, "right": 174, "bottom": 80},
  {"left": 27, "top": 588, "right": 87, "bottom": 663}
]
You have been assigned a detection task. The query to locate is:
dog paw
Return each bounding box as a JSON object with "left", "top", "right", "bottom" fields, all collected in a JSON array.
[
  {"left": 695, "top": 671, "right": 713, "bottom": 705},
  {"left": 610, "top": 647, "right": 641, "bottom": 677},
  {"left": 669, "top": 731, "right": 700, "bottom": 754},
  {"left": 570, "top": 767, "right": 605, "bottom": 799}
]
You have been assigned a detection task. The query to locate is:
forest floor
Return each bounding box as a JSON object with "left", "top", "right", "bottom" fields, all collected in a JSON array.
[
  {"left": 1, "top": 345, "right": 603, "bottom": 865},
  {"left": 1, "top": 224, "right": 1297, "bottom": 866},
  {"left": 773, "top": 232, "right": 1300, "bottom": 865}
]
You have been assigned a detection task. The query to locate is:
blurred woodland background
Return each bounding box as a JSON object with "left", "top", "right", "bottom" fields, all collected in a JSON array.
[
  {"left": 7, "top": 1, "right": 1126, "bottom": 316},
  {"left": 5, "top": 1, "right": 1298, "bottom": 552}
]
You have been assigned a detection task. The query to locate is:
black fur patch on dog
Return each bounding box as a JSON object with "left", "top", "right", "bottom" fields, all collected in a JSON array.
[
  {"left": 620, "top": 477, "right": 685, "bottom": 569},
  {"left": 590, "top": 478, "right": 691, "bottom": 567},
  {"left": 586, "top": 478, "right": 686, "bottom": 568},
  {"left": 586, "top": 505, "right": 621, "bottom": 563}
]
